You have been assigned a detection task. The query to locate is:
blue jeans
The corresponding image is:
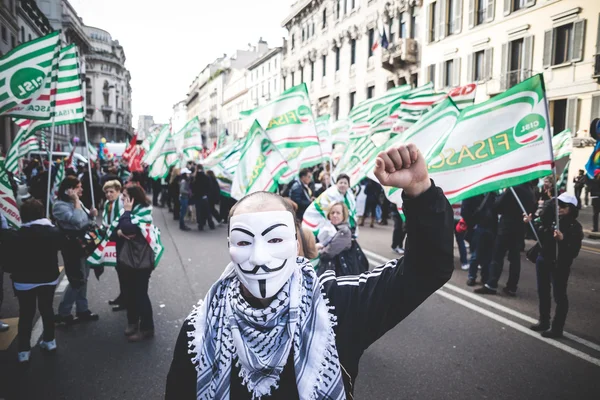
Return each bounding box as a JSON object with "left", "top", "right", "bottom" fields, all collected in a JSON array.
[
  {"left": 179, "top": 197, "right": 189, "bottom": 228},
  {"left": 468, "top": 226, "right": 494, "bottom": 281},
  {"left": 455, "top": 230, "right": 468, "bottom": 265},
  {"left": 58, "top": 259, "right": 90, "bottom": 316}
]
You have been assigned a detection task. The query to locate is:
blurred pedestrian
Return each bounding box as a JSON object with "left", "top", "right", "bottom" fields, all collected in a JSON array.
[
  {"left": 390, "top": 205, "right": 405, "bottom": 255},
  {"left": 206, "top": 170, "right": 222, "bottom": 224},
  {"left": 362, "top": 179, "right": 381, "bottom": 228},
  {"left": 192, "top": 164, "right": 215, "bottom": 230},
  {"left": 314, "top": 171, "right": 330, "bottom": 198},
  {"left": 589, "top": 171, "right": 600, "bottom": 233},
  {"left": 462, "top": 192, "right": 497, "bottom": 286},
  {"left": 528, "top": 193, "right": 583, "bottom": 338},
  {"left": 179, "top": 168, "right": 192, "bottom": 231},
  {"left": 0, "top": 214, "right": 8, "bottom": 333},
  {"left": 169, "top": 167, "right": 181, "bottom": 221},
  {"left": 2, "top": 200, "right": 62, "bottom": 363},
  {"left": 573, "top": 170, "right": 586, "bottom": 208},
  {"left": 290, "top": 168, "right": 313, "bottom": 220}
]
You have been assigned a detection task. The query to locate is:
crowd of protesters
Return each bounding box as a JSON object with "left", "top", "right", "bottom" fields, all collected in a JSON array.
[
  {"left": 0, "top": 152, "right": 592, "bottom": 367},
  {"left": 0, "top": 156, "right": 162, "bottom": 364}
]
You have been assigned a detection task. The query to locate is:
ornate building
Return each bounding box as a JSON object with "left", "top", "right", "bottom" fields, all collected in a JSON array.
[
  {"left": 84, "top": 26, "right": 133, "bottom": 144},
  {"left": 281, "top": 0, "right": 421, "bottom": 119}
]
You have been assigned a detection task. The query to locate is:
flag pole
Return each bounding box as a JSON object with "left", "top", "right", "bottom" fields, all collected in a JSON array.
[
  {"left": 45, "top": 121, "right": 55, "bottom": 217},
  {"left": 509, "top": 187, "right": 542, "bottom": 248},
  {"left": 541, "top": 86, "right": 560, "bottom": 261},
  {"left": 79, "top": 51, "right": 96, "bottom": 210}
]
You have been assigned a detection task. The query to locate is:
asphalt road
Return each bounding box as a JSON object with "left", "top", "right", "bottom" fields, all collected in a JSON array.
[{"left": 1, "top": 205, "right": 599, "bottom": 400}]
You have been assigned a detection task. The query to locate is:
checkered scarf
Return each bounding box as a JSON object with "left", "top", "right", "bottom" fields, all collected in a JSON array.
[{"left": 187, "top": 258, "right": 346, "bottom": 399}]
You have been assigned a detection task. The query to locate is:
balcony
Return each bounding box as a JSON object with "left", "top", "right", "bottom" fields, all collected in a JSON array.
[
  {"left": 381, "top": 38, "right": 418, "bottom": 73},
  {"left": 500, "top": 69, "right": 532, "bottom": 90},
  {"left": 101, "top": 105, "right": 114, "bottom": 112}
]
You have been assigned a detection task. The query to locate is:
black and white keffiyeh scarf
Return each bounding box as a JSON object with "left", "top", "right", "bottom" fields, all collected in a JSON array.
[{"left": 187, "top": 258, "right": 346, "bottom": 400}]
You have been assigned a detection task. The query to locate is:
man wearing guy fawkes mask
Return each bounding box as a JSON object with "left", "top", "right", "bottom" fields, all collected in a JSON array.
[{"left": 166, "top": 144, "right": 455, "bottom": 400}]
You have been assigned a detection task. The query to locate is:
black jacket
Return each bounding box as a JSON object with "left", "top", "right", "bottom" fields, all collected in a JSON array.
[
  {"left": 536, "top": 200, "right": 583, "bottom": 265},
  {"left": 290, "top": 180, "right": 312, "bottom": 219},
  {"left": 208, "top": 175, "right": 220, "bottom": 204},
  {"left": 494, "top": 183, "right": 536, "bottom": 236},
  {"left": 2, "top": 222, "right": 62, "bottom": 284},
  {"left": 165, "top": 182, "right": 454, "bottom": 399},
  {"left": 192, "top": 172, "right": 211, "bottom": 200},
  {"left": 461, "top": 192, "right": 497, "bottom": 232},
  {"left": 588, "top": 177, "right": 600, "bottom": 198}
]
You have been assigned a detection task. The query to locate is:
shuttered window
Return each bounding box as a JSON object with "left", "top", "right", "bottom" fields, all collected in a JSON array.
[{"left": 542, "top": 20, "right": 586, "bottom": 68}]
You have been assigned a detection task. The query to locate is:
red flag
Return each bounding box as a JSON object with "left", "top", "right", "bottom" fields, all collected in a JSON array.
[
  {"left": 128, "top": 146, "right": 145, "bottom": 172},
  {"left": 66, "top": 146, "right": 76, "bottom": 169},
  {"left": 122, "top": 134, "right": 137, "bottom": 162}
]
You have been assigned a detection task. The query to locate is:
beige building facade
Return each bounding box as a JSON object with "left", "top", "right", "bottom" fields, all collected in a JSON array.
[
  {"left": 281, "top": 0, "right": 421, "bottom": 119},
  {"left": 420, "top": 0, "right": 600, "bottom": 137}
]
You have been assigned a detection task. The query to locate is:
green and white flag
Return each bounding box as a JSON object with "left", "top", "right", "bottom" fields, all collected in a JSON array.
[
  {"left": 427, "top": 74, "right": 554, "bottom": 204},
  {"left": 316, "top": 114, "right": 332, "bottom": 161},
  {"left": 240, "top": 83, "right": 321, "bottom": 183},
  {"left": 143, "top": 124, "right": 170, "bottom": 165},
  {"left": 18, "top": 134, "right": 40, "bottom": 155},
  {"left": 391, "top": 83, "right": 477, "bottom": 135},
  {"left": 552, "top": 129, "right": 572, "bottom": 160},
  {"left": 51, "top": 160, "right": 65, "bottom": 199},
  {"left": 0, "top": 159, "right": 21, "bottom": 228},
  {"left": 87, "top": 141, "right": 98, "bottom": 162},
  {"left": 368, "top": 98, "right": 461, "bottom": 209},
  {"left": 173, "top": 116, "right": 203, "bottom": 160},
  {"left": 230, "top": 121, "right": 291, "bottom": 200},
  {"left": 5, "top": 45, "right": 85, "bottom": 174},
  {"left": 0, "top": 31, "right": 61, "bottom": 118},
  {"left": 302, "top": 185, "right": 357, "bottom": 237}
]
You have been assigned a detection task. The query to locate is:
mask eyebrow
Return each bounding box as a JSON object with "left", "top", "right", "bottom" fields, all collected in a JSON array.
[
  {"left": 231, "top": 227, "right": 255, "bottom": 237},
  {"left": 261, "top": 223, "right": 288, "bottom": 236}
]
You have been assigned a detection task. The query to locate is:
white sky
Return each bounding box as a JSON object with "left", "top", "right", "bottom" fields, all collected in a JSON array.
[{"left": 69, "top": 0, "right": 292, "bottom": 125}]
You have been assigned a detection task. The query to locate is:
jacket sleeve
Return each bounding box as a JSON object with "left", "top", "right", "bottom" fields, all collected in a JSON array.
[
  {"left": 320, "top": 181, "right": 454, "bottom": 351},
  {"left": 165, "top": 320, "right": 197, "bottom": 400},
  {"left": 320, "top": 226, "right": 352, "bottom": 260},
  {"left": 559, "top": 222, "right": 584, "bottom": 263},
  {"left": 117, "top": 211, "right": 139, "bottom": 236},
  {"left": 53, "top": 201, "right": 90, "bottom": 231}
]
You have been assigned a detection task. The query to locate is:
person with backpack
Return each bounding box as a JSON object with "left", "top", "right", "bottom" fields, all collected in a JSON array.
[
  {"left": 527, "top": 193, "right": 583, "bottom": 338},
  {"left": 2, "top": 200, "right": 63, "bottom": 363}
]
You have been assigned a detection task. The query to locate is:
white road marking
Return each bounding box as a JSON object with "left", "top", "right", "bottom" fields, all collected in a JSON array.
[
  {"left": 436, "top": 289, "right": 600, "bottom": 367},
  {"left": 363, "top": 248, "right": 600, "bottom": 358},
  {"left": 56, "top": 277, "right": 69, "bottom": 293}
]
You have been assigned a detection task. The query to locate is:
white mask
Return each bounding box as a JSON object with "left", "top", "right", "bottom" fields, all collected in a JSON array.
[{"left": 229, "top": 211, "right": 298, "bottom": 299}]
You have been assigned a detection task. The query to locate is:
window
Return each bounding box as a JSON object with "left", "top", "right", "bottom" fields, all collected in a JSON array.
[
  {"left": 399, "top": 13, "right": 406, "bottom": 39},
  {"left": 502, "top": 37, "right": 533, "bottom": 89},
  {"left": 411, "top": 73, "right": 419, "bottom": 88},
  {"left": 544, "top": 21, "right": 586, "bottom": 67},
  {"left": 336, "top": 0, "right": 341, "bottom": 19},
  {"left": 335, "top": 47, "right": 340, "bottom": 71},
  {"left": 444, "top": 59, "right": 454, "bottom": 87},
  {"left": 268, "top": 62, "right": 271, "bottom": 72},
  {"left": 427, "top": 64, "right": 436, "bottom": 84},
  {"left": 349, "top": 91, "right": 356, "bottom": 111},
  {"left": 476, "top": 0, "right": 487, "bottom": 26},
  {"left": 512, "top": 0, "right": 527, "bottom": 13},
  {"left": 350, "top": 39, "right": 356, "bottom": 65},
  {"left": 474, "top": 50, "right": 485, "bottom": 81},
  {"left": 387, "top": 80, "right": 396, "bottom": 90},
  {"left": 322, "top": 55, "right": 327, "bottom": 77},
  {"left": 388, "top": 18, "right": 395, "bottom": 43},
  {"left": 333, "top": 96, "right": 340, "bottom": 120},
  {"left": 428, "top": 3, "right": 436, "bottom": 42},
  {"left": 20, "top": 26, "right": 24, "bottom": 43},
  {"left": 28, "top": 34, "right": 31, "bottom": 41},
  {"left": 284, "top": 76, "right": 287, "bottom": 90},
  {"left": 262, "top": 66, "right": 265, "bottom": 76},
  {"left": 311, "top": 61, "right": 315, "bottom": 81},
  {"left": 323, "top": 9, "right": 327, "bottom": 29},
  {"left": 312, "top": 20, "right": 315, "bottom": 36},
  {"left": 1, "top": 25, "right": 7, "bottom": 43},
  {"left": 410, "top": 8, "right": 417, "bottom": 38},
  {"left": 368, "top": 29, "right": 375, "bottom": 57},
  {"left": 300, "top": 66, "right": 304, "bottom": 83},
  {"left": 292, "top": 71, "right": 295, "bottom": 86},
  {"left": 549, "top": 99, "right": 568, "bottom": 133},
  {"left": 11, "top": 35, "right": 15, "bottom": 48},
  {"left": 344, "top": 0, "right": 347, "bottom": 15},
  {"left": 291, "top": 34, "right": 295, "bottom": 50},
  {"left": 367, "top": 86, "right": 375, "bottom": 99},
  {"left": 302, "top": 27, "right": 305, "bottom": 42},
  {"left": 447, "top": 0, "right": 455, "bottom": 35}
]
